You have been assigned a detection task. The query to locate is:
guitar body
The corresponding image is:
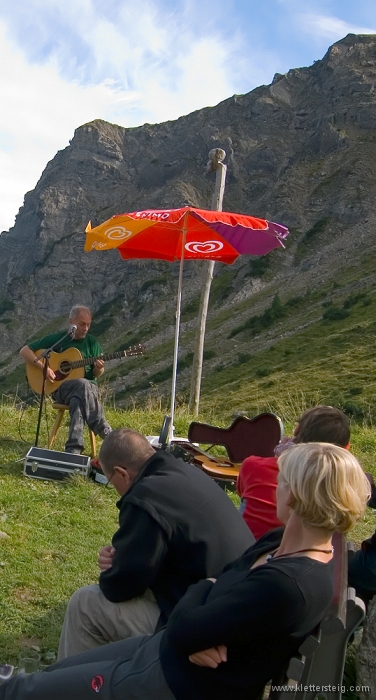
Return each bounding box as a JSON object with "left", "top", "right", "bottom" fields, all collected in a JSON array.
[
  {"left": 27, "top": 348, "right": 86, "bottom": 394},
  {"left": 26, "top": 343, "right": 145, "bottom": 395}
]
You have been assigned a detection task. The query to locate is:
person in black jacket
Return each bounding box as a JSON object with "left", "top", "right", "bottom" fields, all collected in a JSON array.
[
  {"left": 58, "top": 428, "right": 254, "bottom": 659},
  {"left": 348, "top": 475, "right": 376, "bottom": 603},
  {"left": 1, "top": 442, "right": 369, "bottom": 700}
]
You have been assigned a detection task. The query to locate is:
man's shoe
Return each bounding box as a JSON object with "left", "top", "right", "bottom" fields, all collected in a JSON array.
[
  {"left": 99, "top": 426, "right": 112, "bottom": 440},
  {"left": 90, "top": 459, "right": 109, "bottom": 485},
  {"left": 0, "top": 664, "right": 14, "bottom": 682}
]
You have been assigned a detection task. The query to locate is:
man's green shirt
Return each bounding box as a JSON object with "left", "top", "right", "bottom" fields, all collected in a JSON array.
[{"left": 28, "top": 332, "right": 103, "bottom": 382}]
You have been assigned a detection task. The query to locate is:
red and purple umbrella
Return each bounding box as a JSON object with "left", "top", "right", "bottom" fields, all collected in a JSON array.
[
  {"left": 85, "top": 207, "right": 289, "bottom": 429},
  {"left": 85, "top": 206, "right": 288, "bottom": 261}
]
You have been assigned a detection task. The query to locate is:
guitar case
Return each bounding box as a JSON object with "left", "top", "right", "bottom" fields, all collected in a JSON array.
[{"left": 24, "top": 447, "right": 91, "bottom": 481}]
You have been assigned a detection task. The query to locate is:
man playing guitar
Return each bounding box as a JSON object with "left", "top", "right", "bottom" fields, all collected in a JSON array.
[{"left": 20, "top": 305, "right": 112, "bottom": 454}]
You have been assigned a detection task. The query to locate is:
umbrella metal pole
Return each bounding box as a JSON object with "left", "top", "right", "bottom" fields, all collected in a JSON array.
[{"left": 169, "top": 214, "right": 188, "bottom": 440}]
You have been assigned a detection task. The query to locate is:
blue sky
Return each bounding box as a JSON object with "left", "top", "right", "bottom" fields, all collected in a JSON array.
[{"left": 0, "top": 0, "right": 376, "bottom": 233}]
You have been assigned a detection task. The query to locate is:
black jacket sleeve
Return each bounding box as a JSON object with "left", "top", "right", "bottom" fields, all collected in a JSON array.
[
  {"left": 99, "top": 503, "right": 168, "bottom": 602},
  {"left": 368, "top": 483, "right": 376, "bottom": 509},
  {"left": 164, "top": 568, "right": 302, "bottom": 655}
]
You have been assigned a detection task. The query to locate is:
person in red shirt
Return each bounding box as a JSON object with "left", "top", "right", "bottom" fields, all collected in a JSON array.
[{"left": 237, "top": 405, "right": 350, "bottom": 539}]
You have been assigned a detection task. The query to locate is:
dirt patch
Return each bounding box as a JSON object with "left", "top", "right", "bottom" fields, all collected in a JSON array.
[
  {"left": 13, "top": 587, "right": 36, "bottom": 603},
  {"left": 17, "top": 635, "right": 42, "bottom": 649}
]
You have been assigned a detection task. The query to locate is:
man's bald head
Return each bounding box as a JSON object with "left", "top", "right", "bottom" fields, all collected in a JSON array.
[{"left": 99, "top": 428, "right": 155, "bottom": 477}]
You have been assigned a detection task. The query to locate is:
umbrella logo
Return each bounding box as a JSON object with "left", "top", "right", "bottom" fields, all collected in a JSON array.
[
  {"left": 185, "top": 241, "right": 224, "bottom": 254},
  {"left": 133, "top": 211, "right": 170, "bottom": 220},
  {"left": 105, "top": 226, "right": 133, "bottom": 240}
]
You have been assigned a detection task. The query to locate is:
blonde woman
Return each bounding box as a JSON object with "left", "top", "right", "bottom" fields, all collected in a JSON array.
[{"left": 1, "top": 443, "right": 370, "bottom": 700}]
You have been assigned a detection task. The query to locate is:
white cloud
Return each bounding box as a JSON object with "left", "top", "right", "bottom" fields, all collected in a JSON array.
[
  {"left": 0, "top": 21, "right": 136, "bottom": 232},
  {"left": 298, "top": 13, "right": 376, "bottom": 41},
  {"left": 0, "top": 8, "right": 235, "bottom": 233},
  {"left": 0, "top": 1, "right": 275, "bottom": 233}
]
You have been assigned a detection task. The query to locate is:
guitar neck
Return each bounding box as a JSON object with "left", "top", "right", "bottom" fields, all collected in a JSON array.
[{"left": 70, "top": 351, "right": 127, "bottom": 369}]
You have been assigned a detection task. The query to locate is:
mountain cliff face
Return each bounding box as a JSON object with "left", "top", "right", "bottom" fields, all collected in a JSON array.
[{"left": 1, "top": 33, "right": 376, "bottom": 405}]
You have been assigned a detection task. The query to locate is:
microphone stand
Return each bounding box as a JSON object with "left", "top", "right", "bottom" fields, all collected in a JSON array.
[{"left": 34, "top": 328, "right": 75, "bottom": 448}]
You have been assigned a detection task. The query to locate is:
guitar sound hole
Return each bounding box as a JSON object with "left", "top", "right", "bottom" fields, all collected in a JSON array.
[{"left": 58, "top": 361, "right": 72, "bottom": 377}]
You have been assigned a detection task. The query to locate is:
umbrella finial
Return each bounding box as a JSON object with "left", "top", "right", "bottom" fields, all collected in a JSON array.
[{"left": 206, "top": 148, "right": 226, "bottom": 173}]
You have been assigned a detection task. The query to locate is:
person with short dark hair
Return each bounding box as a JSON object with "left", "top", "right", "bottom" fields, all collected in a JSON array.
[
  {"left": 58, "top": 428, "right": 254, "bottom": 659},
  {"left": 20, "top": 305, "right": 112, "bottom": 454},
  {"left": 1, "top": 443, "right": 369, "bottom": 700},
  {"left": 237, "top": 405, "right": 350, "bottom": 539},
  {"left": 294, "top": 405, "right": 350, "bottom": 446}
]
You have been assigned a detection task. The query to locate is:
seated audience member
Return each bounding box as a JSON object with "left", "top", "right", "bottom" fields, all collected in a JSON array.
[
  {"left": 237, "top": 405, "right": 350, "bottom": 539},
  {"left": 348, "top": 474, "right": 376, "bottom": 603},
  {"left": 1, "top": 443, "right": 370, "bottom": 700},
  {"left": 58, "top": 428, "right": 254, "bottom": 659}
]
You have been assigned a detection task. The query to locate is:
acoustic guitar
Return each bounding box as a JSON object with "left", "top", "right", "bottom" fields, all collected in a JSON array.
[{"left": 26, "top": 344, "right": 145, "bottom": 394}]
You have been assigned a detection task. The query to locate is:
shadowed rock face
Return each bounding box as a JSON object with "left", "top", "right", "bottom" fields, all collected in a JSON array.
[{"left": 1, "top": 33, "right": 376, "bottom": 363}]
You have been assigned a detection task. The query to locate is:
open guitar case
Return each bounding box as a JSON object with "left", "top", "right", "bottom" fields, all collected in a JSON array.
[{"left": 156, "top": 413, "right": 283, "bottom": 487}]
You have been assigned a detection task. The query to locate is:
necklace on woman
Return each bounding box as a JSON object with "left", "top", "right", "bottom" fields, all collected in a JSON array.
[{"left": 265, "top": 547, "right": 333, "bottom": 562}]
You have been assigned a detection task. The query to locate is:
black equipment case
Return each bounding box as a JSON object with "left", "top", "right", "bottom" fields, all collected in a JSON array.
[{"left": 24, "top": 447, "right": 91, "bottom": 481}]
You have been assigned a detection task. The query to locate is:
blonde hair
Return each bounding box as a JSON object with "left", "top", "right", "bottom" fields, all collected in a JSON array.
[{"left": 278, "top": 443, "right": 370, "bottom": 532}]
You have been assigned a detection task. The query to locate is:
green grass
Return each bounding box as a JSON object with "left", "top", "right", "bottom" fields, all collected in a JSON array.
[{"left": 0, "top": 392, "right": 375, "bottom": 685}]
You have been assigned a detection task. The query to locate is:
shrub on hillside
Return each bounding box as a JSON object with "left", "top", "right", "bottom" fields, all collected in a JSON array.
[
  {"left": 115, "top": 336, "right": 144, "bottom": 351},
  {"left": 255, "top": 367, "right": 271, "bottom": 378},
  {"left": 302, "top": 217, "right": 331, "bottom": 244},
  {"left": 343, "top": 293, "right": 367, "bottom": 309},
  {"left": 322, "top": 306, "right": 350, "bottom": 321},
  {"left": 0, "top": 299, "right": 14, "bottom": 316},
  {"left": 237, "top": 353, "right": 252, "bottom": 365},
  {"left": 90, "top": 317, "right": 114, "bottom": 336},
  {"left": 140, "top": 274, "right": 171, "bottom": 292},
  {"left": 209, "top": 271, "right": 234, "bottom": 305},
  {"left": 229, "top": 294, "right": 285, "bottom": 338},
  {"left": 285, "top": 295, "right": 305, "bottom": 308},
  {"left": 248, "top": 255, "right": 270, "bottom": 278},
  {"left": 182, "top": 298, "right": 200, "bottom": 319},
  {"left": 178, "top": 353, "right": 194, "bottom": 371}
]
